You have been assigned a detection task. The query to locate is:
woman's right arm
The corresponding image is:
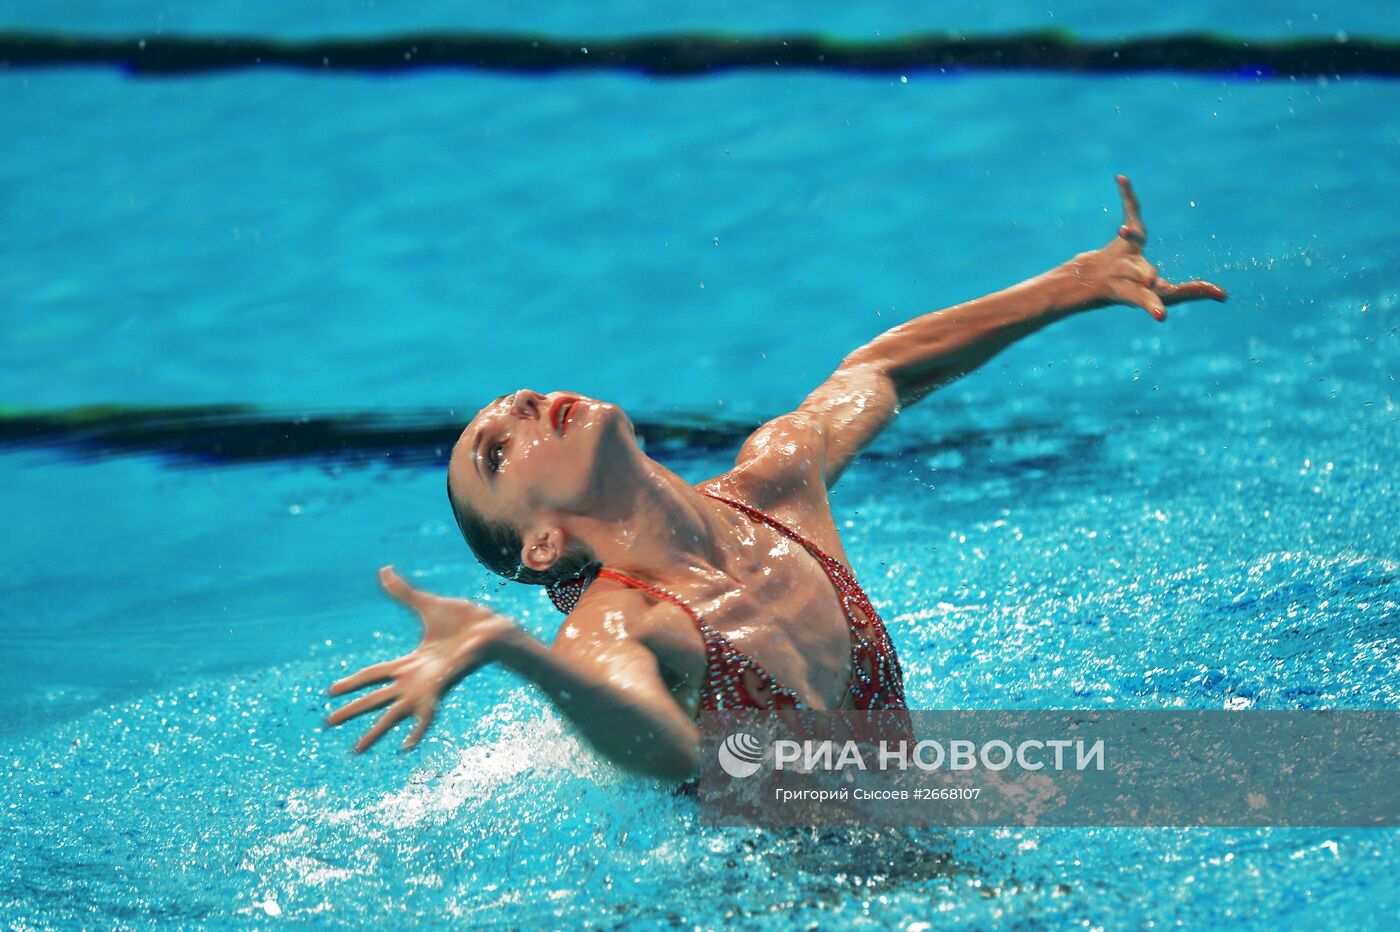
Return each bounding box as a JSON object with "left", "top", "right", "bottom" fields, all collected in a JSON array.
[
  {"left": 786, "top": 176, "right": 1226, "bottom": 487},
  {"left": 327, "top": 567, "right": 699, "bottom": 781}
]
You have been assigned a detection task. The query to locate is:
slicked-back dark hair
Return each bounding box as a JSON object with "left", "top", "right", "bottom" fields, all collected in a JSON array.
[{"left": 446, "top": 473, "right": 592, "bottom": 587}]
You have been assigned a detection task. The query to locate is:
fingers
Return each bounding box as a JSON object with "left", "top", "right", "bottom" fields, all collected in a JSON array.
[
  {"left": 1116, "top": 174, "right": 1143, "bottom": 225},
  {"left": 1122, "top": 283, "right": 1167, "bottom": 322},
  {"left": 1115, "top": 174, "right": 1146, "bottom": 245},
  {"left": 329, "top": 659, "right": 399, "bottom": 696},
  {"left": 1124, "top": 255, "right": 1156, "bottom": 288},
  {"left": 401, "top": 703, "right": 436, "bottom": 751},
  {"left": 326, "top": 685, "right": 397, "bottom": 726},
  {"left": 354, "top": 701, "right": 412, "bottom": 753},
  {"left": 1157, "top": 279, "right": 1228, "bottom": 306},
  {"left": 379, "top": 565, "right": 428, "bottom": 610}
]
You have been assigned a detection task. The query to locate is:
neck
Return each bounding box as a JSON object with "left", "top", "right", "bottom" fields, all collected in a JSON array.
[{"left": 568, "top": 456, "right": 726, "bottom": 581}]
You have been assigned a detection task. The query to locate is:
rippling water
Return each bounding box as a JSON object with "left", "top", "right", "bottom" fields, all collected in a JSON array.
[
  {"left": 3, "top": 0, "right": 1399, "bottom": 925},
  {"left": 5, "top": 342, "right": 1396, "bottom": 924}
]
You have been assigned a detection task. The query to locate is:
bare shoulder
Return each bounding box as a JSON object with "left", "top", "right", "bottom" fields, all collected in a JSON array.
[
  {"left": 699, "top": 411, "right": 829, "bottom": 513},
  {"left": 549, "top": 575, "right": 697, "bottom": 656},
  {"left": 550, "top": 576, "right": 707, "bottom": 696}
]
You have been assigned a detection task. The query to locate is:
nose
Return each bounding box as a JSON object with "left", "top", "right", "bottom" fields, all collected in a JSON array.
[{"left": 508, "top": 389, "right": 547, "bottom": 419}]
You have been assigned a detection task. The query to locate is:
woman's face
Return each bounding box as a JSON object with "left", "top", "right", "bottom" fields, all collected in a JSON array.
[{"left": 447, "top": 389, "right": 639, "bottom": 531}]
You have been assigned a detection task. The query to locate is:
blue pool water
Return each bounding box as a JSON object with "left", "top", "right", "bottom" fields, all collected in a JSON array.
[{"left": 3, "top": 1, "right": 1399, "bottom": 927}]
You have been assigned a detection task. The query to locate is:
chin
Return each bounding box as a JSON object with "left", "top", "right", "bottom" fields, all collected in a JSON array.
[
  {"left": 573, "top": 404, "right": 643, "bottom": 488},
  {"left": 594, "top": 402, "right": 641, "bottom": 454}
]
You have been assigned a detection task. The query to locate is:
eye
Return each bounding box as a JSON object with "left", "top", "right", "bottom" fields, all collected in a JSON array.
[{"left": 487, "top": 441, "right": 506, "bottom": 473}]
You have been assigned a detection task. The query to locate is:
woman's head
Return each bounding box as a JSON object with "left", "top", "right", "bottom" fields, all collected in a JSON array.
[
  {"left": 446, "top": 477, "right": 588, "bottom": 586},
  {"left": 445, "top": 389, "right": 640, "bottom": 585}
]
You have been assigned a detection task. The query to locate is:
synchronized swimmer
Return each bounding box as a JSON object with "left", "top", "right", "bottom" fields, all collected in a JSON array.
[{"left": 326, "top": 175, "right": 1226, "bottom": 780}]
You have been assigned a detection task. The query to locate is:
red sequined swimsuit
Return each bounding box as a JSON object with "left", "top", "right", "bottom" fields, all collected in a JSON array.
[{"left": 547, "top": 491, "right": 907, "bottom": 715}]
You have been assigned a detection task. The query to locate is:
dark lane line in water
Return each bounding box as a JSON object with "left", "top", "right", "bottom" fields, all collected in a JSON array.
[
  {"left": 2, "top": 30, "right": 1399, "bottom": 80},
  {"left": 0, "top": 403, "right": 752, "bottom": 469},
  {"left": 0, "top": 403, "right": 1102, "bottom": 475}
]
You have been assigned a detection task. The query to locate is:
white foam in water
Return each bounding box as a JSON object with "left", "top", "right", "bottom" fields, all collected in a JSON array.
[
  {"left": 326, "top": 699, "right": 615, "bottom": 831},
  {"left": 5, "top": 21, "right": 1400, "bottom": 924}
]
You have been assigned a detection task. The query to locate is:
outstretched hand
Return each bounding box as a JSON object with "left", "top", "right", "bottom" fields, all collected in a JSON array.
[
  {"left": 1082, "top": 174, "right": 1227, "bottom": 322},
  {"left": 326, "top": 566, "right": 520, "bottom": 753}
]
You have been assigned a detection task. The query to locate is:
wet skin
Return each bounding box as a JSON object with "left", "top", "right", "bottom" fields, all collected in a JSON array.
[
  {"left": 447, "top": 387, "right": 868, "bottom": 714},
  {"left": 327, "top": 176, "right": 1227, "bottom": 780}
]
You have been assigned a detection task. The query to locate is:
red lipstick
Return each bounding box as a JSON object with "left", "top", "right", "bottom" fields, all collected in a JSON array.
[{"left": 549, "top": 396, "right": 579, "bottom": 436}]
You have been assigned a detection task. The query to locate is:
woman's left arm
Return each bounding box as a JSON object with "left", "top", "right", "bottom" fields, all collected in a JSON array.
[{"left": 798, "top": 175, "right": 1226, "bottom": 486}]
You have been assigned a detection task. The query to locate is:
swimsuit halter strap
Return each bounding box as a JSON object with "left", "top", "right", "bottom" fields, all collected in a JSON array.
[
  {"left": 593, "top": 567, "right": 706, "bottom": 629},
  {"left": 700, "top": 491, "right": 881, "bottom": 624},
  {"left": 558, "top": 491, "right": 873, "bottom": 628},
  {"left": 702, "top": 490, "right": 905, "bottom": 710},
  {"left": 699, "top": 490, "right": 836, "bottom": 563},
  {"left": 548, "top": 490, "right": 904, "bottom": 713},
  {"left": 591, "top": 565, "right": 797, "bottom": 710}
]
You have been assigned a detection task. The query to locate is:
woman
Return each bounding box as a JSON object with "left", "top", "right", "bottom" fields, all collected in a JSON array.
[{"left": 326, "top": 176, "right": 1225, "bottom": 780}]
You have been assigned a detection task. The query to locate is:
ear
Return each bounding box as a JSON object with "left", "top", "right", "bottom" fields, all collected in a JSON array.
[{"left": 520, "top": 526, "right": 567, "bottom": 573}]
